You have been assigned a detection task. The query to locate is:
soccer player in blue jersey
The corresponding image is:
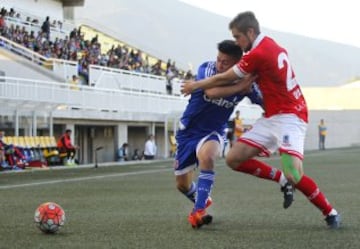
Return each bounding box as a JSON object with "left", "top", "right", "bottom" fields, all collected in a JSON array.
[{"left": 174, "top": 40, "right": 292, "bottom": 228}]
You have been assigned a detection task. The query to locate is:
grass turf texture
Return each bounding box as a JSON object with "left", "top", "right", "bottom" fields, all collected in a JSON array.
[{"left": 0, "top": 147, "right": 359, "bottom": 249}]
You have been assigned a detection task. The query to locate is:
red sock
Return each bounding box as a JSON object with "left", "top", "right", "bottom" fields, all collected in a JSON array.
[
  {"left": 295, "top": 175, "right": 332, "bottom": 216},
  {"left": 235, "top": 159, "right": 282, "bottom": 183}
]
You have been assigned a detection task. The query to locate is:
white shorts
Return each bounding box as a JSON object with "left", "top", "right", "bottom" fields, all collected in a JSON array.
[{"left": 239, "top": 114, "right": 307, "bottom": 160}]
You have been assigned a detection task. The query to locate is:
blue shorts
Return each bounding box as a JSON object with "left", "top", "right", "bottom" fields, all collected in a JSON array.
[{"left": 173, "top": 130, "right": 223, "bottom": 176}]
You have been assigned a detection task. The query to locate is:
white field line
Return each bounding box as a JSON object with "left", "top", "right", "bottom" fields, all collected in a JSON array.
[
  {"left": 0, "top": 168, "right": 171, "bottom": 190},
  {"left": 0, "top": 147, "right": 357, "bottom": 190}
]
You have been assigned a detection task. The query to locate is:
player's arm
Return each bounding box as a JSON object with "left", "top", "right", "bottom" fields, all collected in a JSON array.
[
  {"left": 205, "top": 75, "right": 256, "bottom": 99},
  {"left": 182, "top": 67, "right": 240, "bottom": 95}
]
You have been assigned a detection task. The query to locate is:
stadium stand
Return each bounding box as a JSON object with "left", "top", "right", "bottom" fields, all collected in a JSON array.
[
  {"left": 0, "top": 6, "right": 190, "bottom": 88},
  {"left": 0, "top": 2, "right": 265, "bottom": 170}
]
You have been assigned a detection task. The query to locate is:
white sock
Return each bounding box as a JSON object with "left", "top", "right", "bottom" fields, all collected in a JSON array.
[
  {"left": 278, "top": 173, "right": 288, "bottom": 187},
  {"left": 328, "top": 209, "right": 338, "bottom": 216}
]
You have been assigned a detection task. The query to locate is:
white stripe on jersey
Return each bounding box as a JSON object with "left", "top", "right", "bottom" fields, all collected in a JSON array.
[{"left": 204, "top": 61, "right": 216, "bottom": 78}]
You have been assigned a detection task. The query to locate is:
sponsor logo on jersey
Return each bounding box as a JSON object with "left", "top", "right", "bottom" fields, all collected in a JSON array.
[{"left": 203, "top": 95, "right": 241, "bottom": 109}]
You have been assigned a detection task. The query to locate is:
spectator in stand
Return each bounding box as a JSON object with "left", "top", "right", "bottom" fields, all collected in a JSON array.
[
  {"left": 8, "top": 8, "right": 15, "bottom": 17},
  {"left": 57, "top": 129, "right": 79, "bottom": 166},
  {"left": 91, "top": 34, "right": 98, "bottom": 45},
  {"left": 184, "top": 70, "right": 194, "bottom": 80},
  {"left": 0, "top": 14, "right": 6, "bottom": 35},
  {"left": 166, "top": 64, "right": 178, "bottom": 94},
  {"left": 0, "top": 7, "right": 6, "bottom": 16},
  {"left": 0, "top": 8, "right": 189, "bottom": 82},
  {"left": 151, "top": 59, "right": 163, "bottom": 76},
  {"left": 41, "top": 16, "right": 50, "bottom": 40},
  {"left": 69, "top": 28, "right": 77, "bottom": 39},
  {"left": 69, "top": 75, "right": 80, "bottom": 90}
]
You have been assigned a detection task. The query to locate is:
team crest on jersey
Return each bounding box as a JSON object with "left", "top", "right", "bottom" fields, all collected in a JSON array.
[{"left": 282, "top": 135, "right": 291, "bottom": 147}]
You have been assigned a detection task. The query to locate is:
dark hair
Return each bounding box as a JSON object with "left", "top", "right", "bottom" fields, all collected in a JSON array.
[
  {"left": 65, "top": 129, "right": 72, "bottom": 133},
  {"left": 229, "top": 11, "right": 260, "bottom": 35},
  {"left": 217, "top": 40, "right": 243, "bottom": 60}
]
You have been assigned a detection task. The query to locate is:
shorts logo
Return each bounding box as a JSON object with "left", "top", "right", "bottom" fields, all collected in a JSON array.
[{"left": 283, "top": 135, "right": 291, "bottom": 147}]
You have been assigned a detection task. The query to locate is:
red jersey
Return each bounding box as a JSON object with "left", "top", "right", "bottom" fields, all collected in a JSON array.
[
  {"left": 57, "top": 134, "right": 74, "bottom": 149},
  {"left": 234, "top": 34, "right": 308, "bottom": 123}
]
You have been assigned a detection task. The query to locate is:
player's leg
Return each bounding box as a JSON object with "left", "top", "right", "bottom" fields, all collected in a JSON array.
[
  {"left": 279, "top": 115, "right": 340, "bottom": 228},
  {"left": 188, "top": 134, "right": 221, "bottom": 228},
  {"left": 225, "top": 117, "right": 293, "bottom": 208},
  {"left": 193, "top": 138, "right": 220, "bottom": 210},
  {"left": 174, "top": 133, "right": 204, "bottom": 205},
  {"left": 281, "top": 153, "right": 340, "bottom": 228},
  {"left": 173, "top": 130, "right": 200, "bottom": 203},
  {"left": 175, "top": 170, "right": 212, "bottom": 208},
  {"left": 175, "top": 170, "right": 196, "bottom": 202}
]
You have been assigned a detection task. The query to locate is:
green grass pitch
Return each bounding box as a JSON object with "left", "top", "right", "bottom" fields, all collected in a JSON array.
[{"left": 0, "top": 147, "right": 359, "bottom": 249}]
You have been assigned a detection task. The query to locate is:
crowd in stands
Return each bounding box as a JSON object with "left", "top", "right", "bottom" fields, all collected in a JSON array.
[{"left": 0, "top": 6, "right": 194, "bottom": 86}]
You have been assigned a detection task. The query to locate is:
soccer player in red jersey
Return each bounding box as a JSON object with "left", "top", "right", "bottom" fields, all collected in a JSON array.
[{"left": 181, "top": 11, "right": 340, "bottom": 229}]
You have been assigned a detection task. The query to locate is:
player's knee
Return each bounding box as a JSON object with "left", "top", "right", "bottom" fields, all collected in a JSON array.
[
  {"left": 225, "top": 153, "right": 241, "bottom": 170},
  {"left": 198, "top": 156, "right": 215, "bottom": 170},
  {"left": 281, "top": 154, "right": 303, "bottom": 184},
  {"left": 284, "top": 173, "right": 296, "bottom": 185},
  {"left": 175, "top": 180, "right": 188, "bottom": 193}
]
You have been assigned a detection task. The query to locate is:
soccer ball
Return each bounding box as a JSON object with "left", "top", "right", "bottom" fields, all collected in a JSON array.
[{"left": 34, "top": 202, "right": 65, "bottom": 233}]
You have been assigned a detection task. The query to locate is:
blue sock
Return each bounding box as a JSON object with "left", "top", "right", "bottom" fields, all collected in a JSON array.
[
  {"left": 184, "top": 181, "right": 196, "bottom": 203},
  {"left": 194, "top": 170, "right": 215, "bottom": 210}
]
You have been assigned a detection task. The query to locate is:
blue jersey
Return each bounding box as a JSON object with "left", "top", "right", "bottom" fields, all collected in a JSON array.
[
  {"left": 174, "top": 61, "right": 262, "bottom": 174},
  {"left": 179, "top": 61, "right": 262, "bottom": 137}
]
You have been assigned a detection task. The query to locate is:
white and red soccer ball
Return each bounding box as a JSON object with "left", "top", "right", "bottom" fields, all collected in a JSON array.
[{"left": 34, "top": 202, "right": 65, "bottom": 233}]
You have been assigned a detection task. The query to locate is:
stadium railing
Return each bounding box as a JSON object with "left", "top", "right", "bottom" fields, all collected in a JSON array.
[
  {"left": 89, "top": 65, "right": 183, "bottom": 96},
  {"left": 0, "top": 36, "right": 78, "bottom": 81},
  {"left": 0, "top": 76, "right": 188, "bottom": 115}
]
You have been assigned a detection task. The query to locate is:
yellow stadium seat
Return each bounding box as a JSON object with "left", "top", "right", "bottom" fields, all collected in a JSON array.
[
  {"left": 44, "top": 136, "right": 56, "bottom": 148},
  {"left": 39, "top": 136, "right": 48, "bottom": 148},
  {"left": 3, "top": 136, "right": 10, "bottom": 144},
  {"left": 33, "top": 136, "right": 41, "bottom": 148},
  {"left": 24, "top": 136, "right": 33, "bottom": 148},
  {"left": 49, "top": 136, "right": 57, "bottom": 147},
  {"left": 28, "top": 136, "right": 37, "bottom": 148},
  {"left": 17, "top": 137, "right": 26, "bottom": 147}
]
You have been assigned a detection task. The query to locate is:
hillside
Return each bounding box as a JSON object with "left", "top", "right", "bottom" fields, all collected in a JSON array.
[{"left": 73, "top": 0, "right": 360, "bottom": 86}]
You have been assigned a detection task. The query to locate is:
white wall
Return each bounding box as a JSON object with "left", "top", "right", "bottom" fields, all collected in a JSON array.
[
  {"left": 0, "top": 51, "right": 62, "bottom": 81},
  {"left": 305, "top": 110, "right": 360, "bottom": 150},
  {"left": 2, "top": 0, "right": 63, "bottom": 21}
]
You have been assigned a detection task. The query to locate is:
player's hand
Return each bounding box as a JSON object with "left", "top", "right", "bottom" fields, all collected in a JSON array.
[{"left": 181, "top": 80, "right": 196, "bottom": 96}]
